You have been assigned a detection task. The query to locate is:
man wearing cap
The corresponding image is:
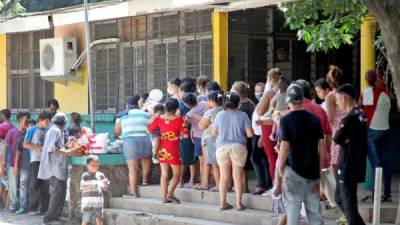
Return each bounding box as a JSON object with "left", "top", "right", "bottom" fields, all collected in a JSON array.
[
  {"left": 334, "top": 84, "right": 367, "bottom": 225},
  {"left": 38, "top": 112, "right": 78, "bottom": 224},
  {"left": 278, "top": 84, "right": 324, "bottom": 225}
]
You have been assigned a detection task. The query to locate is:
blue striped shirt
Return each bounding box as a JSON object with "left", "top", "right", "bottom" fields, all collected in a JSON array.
[{"left": 117, "top": 109, "right": 150, "bottom": 138}]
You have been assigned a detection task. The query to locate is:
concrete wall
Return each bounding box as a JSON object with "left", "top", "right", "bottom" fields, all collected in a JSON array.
[{"left": 54, "top": 23, "right": 89, "bottom": 114}]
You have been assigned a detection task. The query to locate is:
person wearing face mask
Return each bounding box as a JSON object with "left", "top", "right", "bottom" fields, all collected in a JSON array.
[{"left": 255, "top": 82, "right": 265, "bottom": 103}]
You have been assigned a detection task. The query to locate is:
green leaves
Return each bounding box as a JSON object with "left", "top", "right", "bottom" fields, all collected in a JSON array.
[
  {"left": 0, "top": 0, "right": 25, "bottom": 17},
  {"left": 280, "top": 0, "right": 368, "bottom": 52}
]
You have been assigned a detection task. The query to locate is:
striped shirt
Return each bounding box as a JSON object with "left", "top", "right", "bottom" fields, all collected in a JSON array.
[
  {"left": 80, "top": 171, "right": 106, "bottom": 212},
  {"left": 116, "top": 109, "right": 151, "bottom": 138}
]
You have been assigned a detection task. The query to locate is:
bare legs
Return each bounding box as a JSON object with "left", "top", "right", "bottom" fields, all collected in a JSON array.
[
  {"left": 127, "top": 156, "right": 152, "bottom": 194},
  {"left": 160, "top": 163, "right": 181, "bottom": 201}
]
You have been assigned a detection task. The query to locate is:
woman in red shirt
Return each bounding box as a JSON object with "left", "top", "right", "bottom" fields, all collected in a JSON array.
[{"left": 148, "top": 98, "right": 187, "bottom": 203}]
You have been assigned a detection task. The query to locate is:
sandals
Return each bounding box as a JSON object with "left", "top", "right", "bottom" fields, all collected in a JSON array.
[
  {"left": 209, "top": 186, "right": 219, "bottom": 192},
  {"left": 183, "top": 182, "right": 195, "bottom": 189},
  {"left": 161, "top": 198, "right": 173, "bottom": 204},
  {"left": 235, "top": 205, "right": 246, "bottom": 211},
  {"left": 382, "top": 196, "right": 393, "bottom": 203},
  {"left": 167, "top": 194, "right": 181, "bottom": 204},
  {"left": 141, "top": 182, "right": 150, "bottom": 186},
  {"left": 219, "top": 203, "right": 233, "bottom": 211}
]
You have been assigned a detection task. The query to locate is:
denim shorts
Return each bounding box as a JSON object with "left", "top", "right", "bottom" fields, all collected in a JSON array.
[
  {"left": 123, "top": 136, "right": 152, "bottom": 160},
  {"left": 203, "top": 137, "right": 217, "bottom": 164},
  {"left": 193, "top": 137, "right": 203, "bottom": 157},
  {"left": 82, "top": 209, "right": 103, "bottom": 223},
  {"left": 179, "top": 137, "right": 196, "bottom": 166}
]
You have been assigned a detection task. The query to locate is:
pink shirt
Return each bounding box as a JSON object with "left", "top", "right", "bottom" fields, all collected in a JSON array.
[{"left": 0, "top": 121, "right": 15, "bottom": 140}]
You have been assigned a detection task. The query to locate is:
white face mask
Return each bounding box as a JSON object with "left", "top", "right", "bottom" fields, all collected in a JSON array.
[{"left": 255, "top": 92, "right": 263, "bottom": 100}]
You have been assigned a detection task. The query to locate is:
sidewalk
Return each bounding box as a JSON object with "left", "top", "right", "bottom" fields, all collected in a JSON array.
[{"left": 0, "top": 210, "right": 43, "bottom": 225}]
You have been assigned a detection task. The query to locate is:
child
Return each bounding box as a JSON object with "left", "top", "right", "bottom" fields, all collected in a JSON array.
[
  {"left": 148, "top": 98, "right": 187, "bottom": 203},
  {"left": 66, "top": 126, "right": 86, "bottom": 155},
  {"left": 81, "top": 155, "right": 109, "bottom": 225},
  {"left": 150, "top": 104, "right": 165, "bottom": 165},
  {"left": 269, "top": 77, "right": 290, "bottom": 142},
  {"left": 14, "top": 119, "right": 36, "bottom": 214}
]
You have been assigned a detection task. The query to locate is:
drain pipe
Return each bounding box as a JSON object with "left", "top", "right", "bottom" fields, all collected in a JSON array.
[{"left": 373, "top": 167, "right": 382, "bottom": 225}]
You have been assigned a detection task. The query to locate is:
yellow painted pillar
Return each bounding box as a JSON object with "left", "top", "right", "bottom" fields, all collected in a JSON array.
[
  {"left": 0, "top": 34, "right": 7, "bottom": 109},
  {"left": 212, "top": 11, "right": 228, "bottom": 91},
  {"left": 360, "top": 14, "right": 376, "bottom": 90}
]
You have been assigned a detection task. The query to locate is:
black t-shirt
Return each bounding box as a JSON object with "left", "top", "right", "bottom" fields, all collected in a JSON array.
[
  {"left": 280, "top": 110, "right": 324, "bottom": 180},
  {"left": 333, "top": 107, "right": 367, "bottom": 184}
]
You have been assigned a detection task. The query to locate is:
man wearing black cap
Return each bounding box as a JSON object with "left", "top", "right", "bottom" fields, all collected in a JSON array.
[
  {"left": 334, "top": 84, "right": 367, "bottom": 225},
  {"left": 38, "top": 113, "right": 79, "bottom": 224},
  {"left": 278, "top": 84, "right": 324, "bottom": 225}
]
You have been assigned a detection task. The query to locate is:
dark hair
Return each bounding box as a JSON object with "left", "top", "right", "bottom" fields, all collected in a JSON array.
[
  {"left": 17, "top": 112, "right": 31, "bottom": 122},
  {"left": 69, "top": 125, "right": 81, "bottom": 137},
  {"left": 196, "top": 75, "right": 209, "bottom": 89},
  {"left": 86, "top": 155, "right": 99, "bottom": 165},
  {"left": 126, "top": 95, "right": 141, "bottom": 107},
  {"left": 28, "top": 119, "right": 37, "bottom": 126},
  {"left": 326, "top": 65, "right": 344, "bottom": 89},
  {"left": 365, "top": 69, "right": 378, "bottom": 86},
  {"left": 224, "top": 92, "right": 241, "bottom": 110},
  {"left": 314, "top": 78, "right": 331, "bottom": 90},
  {"left": 47, "top": 99, "right": 60, "bottom": 109},
  {"left": 181, "top": 77, "right": 196, "bottom": 87},
  {"left": 70, "top": 112, "right": 82, "bottom": 125},
  {"left": 0, "top": 109, "right": 11, "bottom": 120},
  {"left": 277, "top": 77, "right": 291, "bottom": 92},
  {"left": 295, "top": 79, "right": 311, "bottom": 99},
  {"left": 336, "top": 84, "right": 358, "bottom": 100},
  {"left": 208, "top": 91, "right": 224, "bottom": 106},
  {"left": 141, "top": 93, "right": 149, "bottom": 101},
  {"left": 153, "top": 104, "right": 165, "bottom": 114},
  {"left": 206, "top": 81, "right": 221, "bottom": 92},
  {"left": 168, "top": 77, "right": 181, "bottom": 87},
  {"left": 165, "top": 98, "right": 179, "bottom": 113},
  {"left": 179, "top": 82, "right": 196, "bottom": 93},
  {"left": 182, "top": 92, "right": 198, "bottom": 107},
  {"left": 38, "top": 110, "right": 52, "bottom": 121}
]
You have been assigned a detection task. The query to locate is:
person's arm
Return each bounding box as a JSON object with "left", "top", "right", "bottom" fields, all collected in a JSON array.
[
  {"left": 114, "top": 119, "right": 122, "bottom": 139},
  {"left": 246, "top": 128, "right": 254, "bottom": 138},
  {"left": 13, "top": 151, "right": 20, "bottom": 176},
  {"left": 199, "top": 117, "right": 211, "bottom": 130},
  {"left": 325, "top": 93, "right": 336, "bottom": 124},
  {"left": 333, "top": 116, "right": 350, "bottom": 145},
  {"left": 23, "top": 140, "right": 43, "bottom": 151},
  {"left": 187, "top": 114, "right": 203, "bottom": 121},
  {"left": 318, "top": 139, "right": 325, "bottom": 173},
  {"left": 325, "top": 134, "right": 332, "bottom": 154},
  {"left": 278, "top": 140, "right": 290, "bottom": 177},
  {"left": 0, "top": 132, "right": 12, "bottom": 170},
  {"left": 147, "top": 117, "right": 159, "bottom": 134},
  {"left": 256, "top": 90, "right": 275, "bottom": 116}
]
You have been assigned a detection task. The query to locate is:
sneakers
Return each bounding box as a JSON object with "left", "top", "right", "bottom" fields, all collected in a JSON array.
[
  {"left": 9, "top": 208, "right": 17, "bottom": 214},
  {"left": 262, "top": 187, "right": 275, "bottom": 197},
  {"left": 16, "top": 208, "right": 26, "bottom": 214}
]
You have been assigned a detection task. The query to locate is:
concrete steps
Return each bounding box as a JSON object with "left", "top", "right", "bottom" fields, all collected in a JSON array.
[
  {"left": 359, "top": 202, "right": 398, "bottom": 223},
  {"left": 104, "top": 208, "right": 238, "bottom": 225}
]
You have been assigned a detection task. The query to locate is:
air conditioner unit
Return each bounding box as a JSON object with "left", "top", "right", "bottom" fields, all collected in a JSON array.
[{"left": 40, "top": 37, "right": 78, "bottom": 84}]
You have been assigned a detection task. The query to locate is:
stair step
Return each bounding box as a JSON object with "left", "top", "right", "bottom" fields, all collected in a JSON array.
[
  {"left": 359, "top": 202, "right": 398, "bottom": 223},
  {"left": 110, "top": 197, "right": 276, "bottom": 225},
  {"left": 136, "top": 185, "right": 273, "bottom": 211},
  {"left": 104, "top": 208, "right": 237, "bottom": 225}
]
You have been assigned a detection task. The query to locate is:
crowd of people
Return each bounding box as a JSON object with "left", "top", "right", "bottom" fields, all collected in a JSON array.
[{"left": 0, "top": 65, "right": 394, "bottom": 225}]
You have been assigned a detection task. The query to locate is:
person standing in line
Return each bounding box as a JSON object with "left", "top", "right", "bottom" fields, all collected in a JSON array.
[
  {"left": 114, "top": 96, "right": 152, "bottom": 197},
  {"left": 334, "top": 84, "right": 367, "bottom": 225},
  {"left": 231, "top": 81, "right": 255, "bottom": 193},
  {"left": 196, "top": 75, "right": 209, "bottom": 102},
  {"left": 325, "top": 65, "right": 347, "bottom": 174},
  {"left": 359, "top": 69, "right": 392, "bottom": 203},
  {"left": 148, "top": 98, "right": 186, "bottom": 203},
  {"left": 212, "top": 93, "right": 254, "bottom": 211},
  {"left": 183, "top": 93, "right": 208, "bottom": 190},
  {"left": 46, "top": 99, "right": 60, "bottom": 117},
  {"left": 1, "top": 112, "right": 31, "bottom": 213},
  {"left": 199, "top": 90, "right": 225, "bottom": 192},
  {"left": 0, "top": 109, "right": 14, "bottom": 141},
  {"left": 314, "top": 78, "right": 332, "bottom": 111},
  {"left": 23, "top": 111, "right": 52, "bottom": 216},
  {"left": 38, "top": 113, "right": 79, "bottom": 224},
  {"left": 296, "top": 80, "right": 336, "bottom": 209},
  {"left": 278, "top": 84, "right": 324, "bottom": 225},
  {"left": 257, "top": 68, "right": 282, "bottom": 184}
]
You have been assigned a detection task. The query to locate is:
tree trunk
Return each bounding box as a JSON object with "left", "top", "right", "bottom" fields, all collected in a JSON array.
[{"left": 362, "top": 0, "right": 400, "bottom": 105}]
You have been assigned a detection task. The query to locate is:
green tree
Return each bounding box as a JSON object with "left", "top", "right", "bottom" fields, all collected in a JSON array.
[
  {"left": 0, "top": 0, "right": 25, "bottom": 17},
  {"left": 282, "top": 0, "right": 400, "bottom": 104}
]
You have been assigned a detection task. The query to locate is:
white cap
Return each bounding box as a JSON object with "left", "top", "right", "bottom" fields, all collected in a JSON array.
[{"left": 149, "top": 89, "right": 163, "bottom": 102}]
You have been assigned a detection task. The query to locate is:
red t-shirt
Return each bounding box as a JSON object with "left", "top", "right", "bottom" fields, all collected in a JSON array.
[
  {"left": 360, "top": 87, "right": 382, "bottom": 128},
  {"left": 0, "top": 121, "right": 15, "bottom": 140},
  {"left": 148, "top": 116, "right": 185, "bottom": 165},
  {"left": 304, "top": 99, "right": 332, "bottom": 168}
]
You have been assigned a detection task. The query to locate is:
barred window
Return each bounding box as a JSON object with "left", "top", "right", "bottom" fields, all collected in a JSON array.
[{"left": 7, "top": 30, "right": 54, "bottom": 112}]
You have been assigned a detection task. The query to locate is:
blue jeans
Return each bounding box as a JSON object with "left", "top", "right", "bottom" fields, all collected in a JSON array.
[
  {"left": 8, "top": 166, "right": 19, "bottom": 211},
  {"left": 19, "top": 168, "right": 30, "bottom": 210},
  {"left": 367, "top": 129, "right": 392, "bottom": 197},
  {"left": 284, "top": 167, "right": 323, "bottom": 225}
]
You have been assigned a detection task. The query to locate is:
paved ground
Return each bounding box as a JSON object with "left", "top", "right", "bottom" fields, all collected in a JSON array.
[{"left": 0, "top": 210, "right": 43, "bottom": 225}]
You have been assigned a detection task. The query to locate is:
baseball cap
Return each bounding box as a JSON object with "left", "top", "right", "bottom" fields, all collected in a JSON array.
[
  {"left": 336, "top": 84, "right": 358, "bottom": 100},
  {"left": 286, "top": 84, "right": 304, "bottom": 103}
]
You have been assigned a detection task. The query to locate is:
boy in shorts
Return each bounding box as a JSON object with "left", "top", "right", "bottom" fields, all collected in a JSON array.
[{"left": 81, "top": 155, "right": 109, "bottom": 225}]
